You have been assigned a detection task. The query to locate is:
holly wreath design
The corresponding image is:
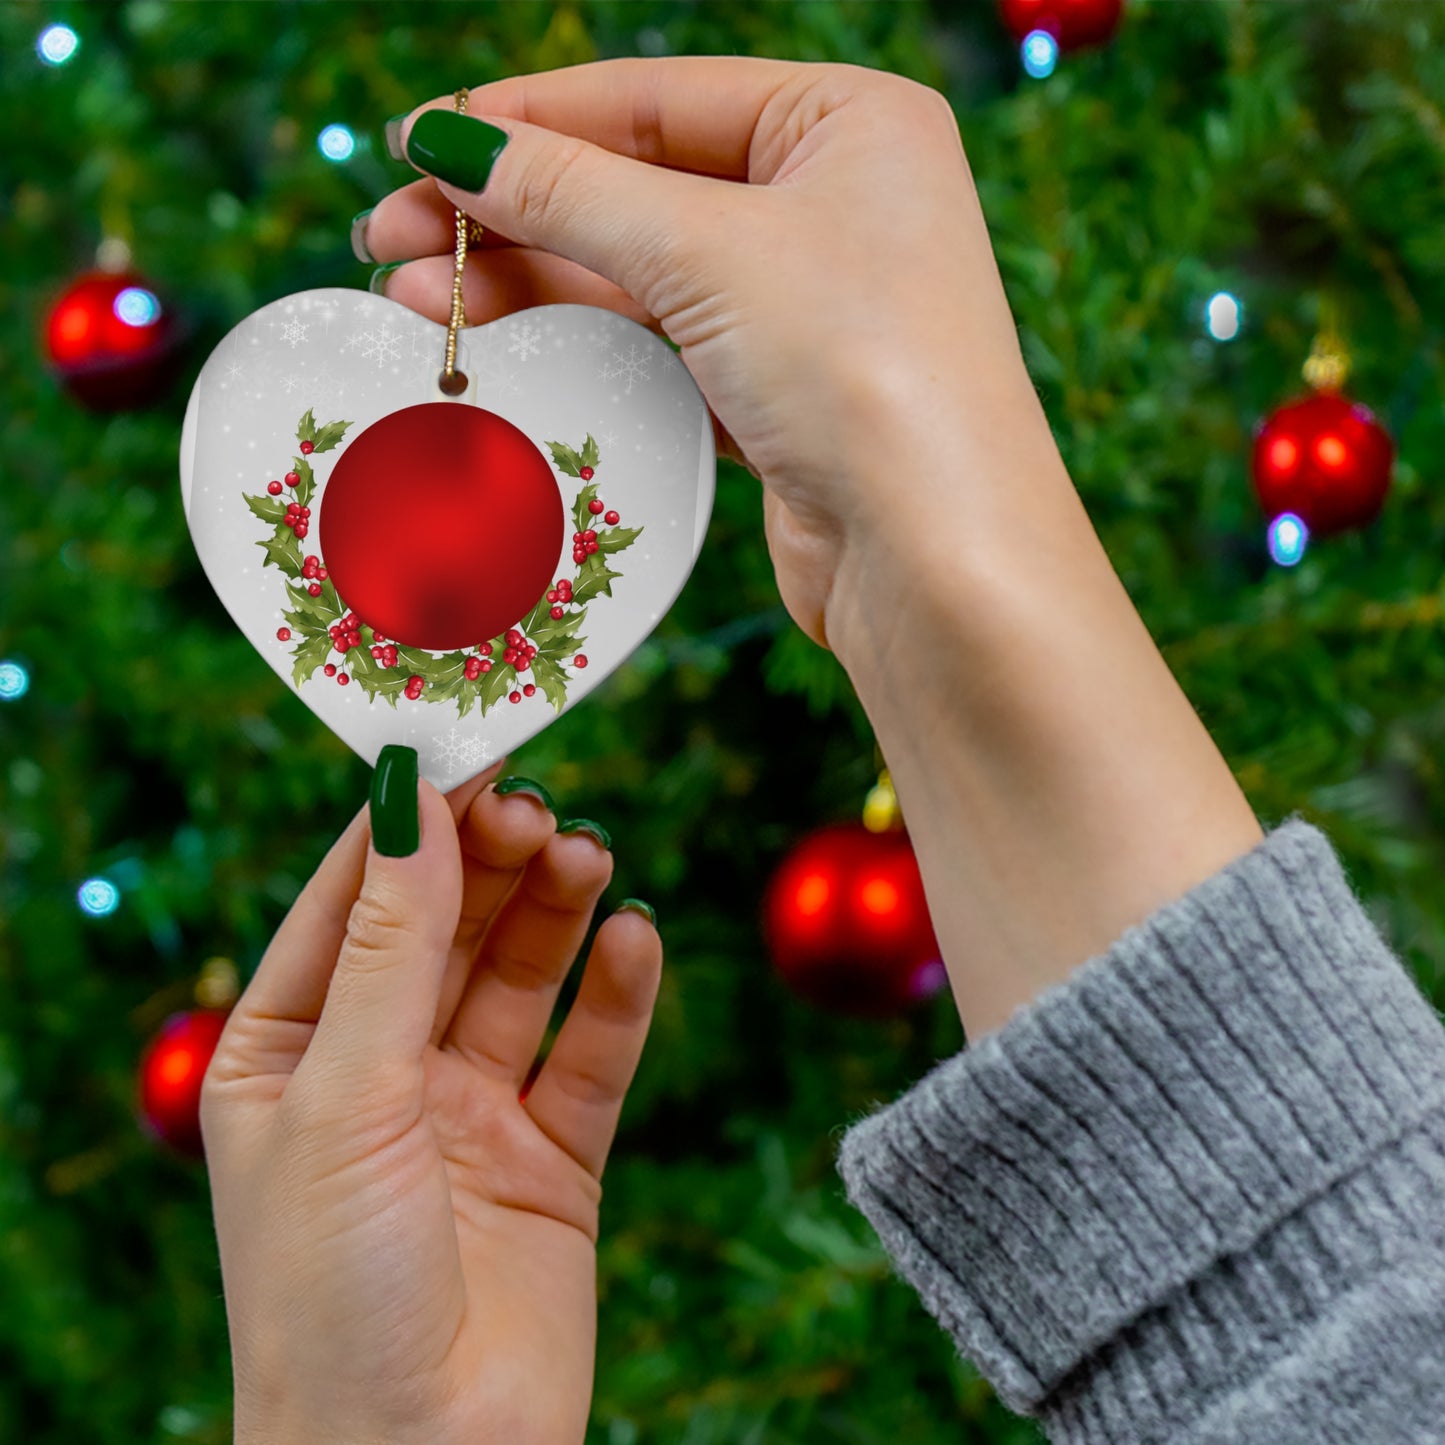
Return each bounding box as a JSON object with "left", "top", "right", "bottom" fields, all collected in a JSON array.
[{"left": 244, "top": 410, "right": 642, "bottom": 718}]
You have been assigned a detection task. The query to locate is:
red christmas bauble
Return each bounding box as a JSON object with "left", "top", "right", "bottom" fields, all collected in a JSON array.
[
  {"left": 44, "top": 270, "right": 182, "bottom": 410},
  {"left": 137, "top": 1008, "right": 230, "bottom": 1157},
  {"left": 1251, "top": 392, "right": 1394, "bottom": 537},
  {"left": 319, "top": 403, "right": 565, "bottom": 651},
  {"left": 998, "top": 0, "right": 1124, "bottom": 49},
  {"left": 763, "top": 822, "right": 946, "bottom": 1017}
]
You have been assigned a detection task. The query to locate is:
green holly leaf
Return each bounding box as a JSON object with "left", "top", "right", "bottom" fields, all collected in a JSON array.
[
  {"left": 580, "top": 434, "right": 599, "bottom": 469},
  {"left": 257, "top": 532, "right": 304, "bottom": 577},
  {"left": 597, "top": 525, "right": 643, "bottom": 555},
  {"left": 245, "top": 493, "right": 288, "bottom": 525},
  {"left": 571, "top": 482, "right": 600, "bottom": 531},
  {"left": 310, "top": 418, "right": 352, "bottom": 454},
  {"left": 290, "top": 457, "right": 315, "bottom": 507},
  {"left": 289, "top": 630, "right": 332, "bottom": 687},
  {"left": 527, "top": 605, "right": 587, "bottom": 647},
  {"left": 529, "top": 653, "right": 571, "bottom": 714},
  {"left": 297, "top": 408, "right": 317, "bottom": 444},
  {"left": 285, "top": 580, "right": 337, "bottom": 624},
  {"left": 571, "top": 560, "right": 623, "bottom": 604},
  {"left": 477, "top": 658, "right": 515, "bottom": 714},
  {"left": 547, "top": 441, "right": 583, "bottom": 477}
]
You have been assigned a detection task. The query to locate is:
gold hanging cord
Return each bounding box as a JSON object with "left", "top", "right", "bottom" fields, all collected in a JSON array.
[{"left": 440, "top": 88, "right": 482, "bottom": 394}]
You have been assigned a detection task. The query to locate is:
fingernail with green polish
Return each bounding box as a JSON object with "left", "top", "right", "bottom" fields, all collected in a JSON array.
[
  {"left": 493, "top": 775, "right": 555, "bottom": 812},
  {"left": 558, "top": 818, "right": 612, "bottom": 850},
  {"left": 617, "top": 898, "right": 656, "bottom": 926},
  {"left": 371, "top": 745, "right": 419, "bottom": 857},
  {"left": 384, "top": 113, "right": 409, "bottom": 162},
  {"left": 369, "top": 261, "right": 404, "bottom": 296},
  {"left": 350, "top": 208, "right": 375, "bottom": 264},
  {"left": 405, "top": 109, "right": 509, "bottom": 192}
]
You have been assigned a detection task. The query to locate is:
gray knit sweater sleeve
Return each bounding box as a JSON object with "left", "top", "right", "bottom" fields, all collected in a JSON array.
[{"left": 836, "top": 819, "right": 1445, "bottom": 1443}]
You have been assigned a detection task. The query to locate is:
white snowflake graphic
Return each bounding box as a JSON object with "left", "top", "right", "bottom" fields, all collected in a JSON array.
[
  {"left": 507, "top": 321, "right": 542, "bottom": 360},
  {"left": 312, "top": 365, "right": 345, "bottom": 402},
  {"left": 600, "top": 429, "right": 619, "bottom": 447},
  {"left": 278, "top": 373, "right": 302, "bottom": 395},
  {"left": 430, "top": 727, "right": 493, "bottom": 785},
  {"left": 465, "top": 330, "right": 521, "bottom": 396},
  {"left": 360, "top": 325, "right": 402, "bottom": 366},
  {"left": 602, "top": 344, "right": 650, "bottom": 394},
  {"left": 280, "top": 319, "right": 310, "bottom": 348},
  {"left": 222, "top": 358, "right": 248, "bottom": 385}
]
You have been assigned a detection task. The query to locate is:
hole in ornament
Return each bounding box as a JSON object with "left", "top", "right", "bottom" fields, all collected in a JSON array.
[{"left": 437, "top": 369, "right": 468, "bottom": 396}]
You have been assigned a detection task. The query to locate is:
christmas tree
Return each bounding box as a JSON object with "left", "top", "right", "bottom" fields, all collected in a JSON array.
[{"left": 3, "top": 3, "right": 1443, "bottom": 1442}]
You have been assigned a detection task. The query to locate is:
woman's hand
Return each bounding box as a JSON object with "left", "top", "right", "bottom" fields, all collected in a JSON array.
[
  {"left": 364, "top": 57, "right": 1262, "bottom": 1041},
  {"left": 361, "top": 56, "right": 1045, "bottom": 655},
  {"left": 202, "top": 760, "right": 661, "bottom": 1445}
]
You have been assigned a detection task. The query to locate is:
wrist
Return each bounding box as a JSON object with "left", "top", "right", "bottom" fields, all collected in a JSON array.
[{"left": 824, "top": 410, "right": 1262, "bottom": 1038}]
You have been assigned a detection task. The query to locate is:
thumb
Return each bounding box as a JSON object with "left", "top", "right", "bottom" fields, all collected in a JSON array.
[
  {"left": 304, "top": 746, "right": 463, "bottom": 1088},
  {"left": 395, "top": 105, "right": 736, "bottom": 316}
]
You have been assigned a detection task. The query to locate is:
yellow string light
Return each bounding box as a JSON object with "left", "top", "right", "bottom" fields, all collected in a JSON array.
[{"left": 863, "top": 768, "right": 902, "bottom": 833}]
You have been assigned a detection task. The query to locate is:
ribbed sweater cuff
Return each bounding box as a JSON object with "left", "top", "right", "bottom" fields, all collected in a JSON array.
[{"left": 836, "top": 819, "right": 1445, "bottom": 1427}]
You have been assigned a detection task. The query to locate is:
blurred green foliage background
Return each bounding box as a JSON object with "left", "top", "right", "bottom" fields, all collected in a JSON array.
[{"left": 2, "top": 2, "right": 1444, "bottom": 1441}]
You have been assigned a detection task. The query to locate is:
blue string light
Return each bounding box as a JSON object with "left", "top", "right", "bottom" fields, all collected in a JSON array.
[
  {"left": 114, "top": 287, "right": 162, "bottom": 328},
  {"left": 1021, "top": 30, "right": 1059, "bottom": 80},
  {"left": 1267, "top": 512, "right": 1309, "bottom": 567},
  {"left": 77, "top": 878, "right": 121, "bottom": 917},
  {"left": 318, "top": 124, "right": 356, "bottom": 162},
  {"left": 1205, "top": 291, "right": 1243, "bottom": 342},
  {"left": 37, "top": 23, "right": 79, "bottom": 66},
  {"left": 0, "top": 660, "right": 29, "bottom": 701}
]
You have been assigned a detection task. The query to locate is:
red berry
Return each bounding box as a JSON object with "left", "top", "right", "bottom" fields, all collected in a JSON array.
[
  {"left": 517, "top": 657, "right": 530, "bottom": 672},
  {"left": 580, "top": 466, "right": 594, "bottom": 481},
  {"left": 299, "top": 506, "right": 311, "bottom": 517},
  {"left": 337, "top": 672, "right": 350, "bottom": 685},
  {"left": 574, "top": 654, "right": 588, "bottom": 668},
  {"left": 308, "top": 583, "right": 322, "bottom": 597},
  {"left": 522, "top": 684, "right": 536, "bottom": 697},
  {"left": 300, "top": 441, "right": 315, "bottom": 455},
  {"left": 604, "top": 510, "right": 620, "bottom": 525},
  {"left": 371, "top": 646, "right": 383, "bottom": 659},
  {"left": 346, "top": 630, "right": 361, "bottom": 648},
  {"left": 524, "top": 645, "right": 537, "bottom": 658},
  {"left": 317, "top": 568, "right": 327, "bottom": 581},
  {"left": 295, "top": 524, "right": 309, "bottom": 538},
  {"left": 583, "top": 529, "right": 597, "bottom": 543},
  {"left": 573, "top": 549, "right": 587, "bottom": 563},
  {"left": 480, "top": 641, "right": 493, "bottom": 656},
  {"left": 558, "top": 585, "right": 572, "bottom": 600},
  {"left": 506, "top": 628, "right": 523, "bottom": 646},
  {"left": 584, "top": 540, "right": 599, "bottom": 554},
  {"left": 588, "top": 498, "right": 604, "bottom": 514},
  {"left": 546, "top": 590, "right": 558, "bottom": 603},
  {"left": 509, "top": 690, "right": 522, "bottom": 704},
  {"left": 503, "top": 648, "right": 518, "bottom": 664},
  {"left": 276, "top": 626, "right": 291, "bottom": 641},
  {"left": 408, "top": 675, "right": 423, "bottom": 689},
  {"left": 550, "top": 605, "right": 565, "bottom": 620},
  {"left": 324, "top": 663, "right": 337, "bottom": 676},
  {"left": 285, "top": 470, "right": 301, "bottom": 488},
  {"left": 267, "top": 480, "right": 283, "bottom": 496},
  {"left": 305, "top": 555, "right": 319, "bottom": 568},
  {"left": 371, "top": 630, "right": 383, "bottom": 642},
  {"left": 479, "top": 659, "right": 492, "bottom": 673}
]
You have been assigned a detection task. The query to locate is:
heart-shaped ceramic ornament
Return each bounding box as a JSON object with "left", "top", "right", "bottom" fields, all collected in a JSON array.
[{"left": 180, "top": 289, "right": 715, "bottom": 789}]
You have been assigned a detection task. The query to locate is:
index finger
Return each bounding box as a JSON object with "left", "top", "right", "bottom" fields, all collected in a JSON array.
[{"left": 407, "top": 54, "right": 811, "bottom": 183}]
